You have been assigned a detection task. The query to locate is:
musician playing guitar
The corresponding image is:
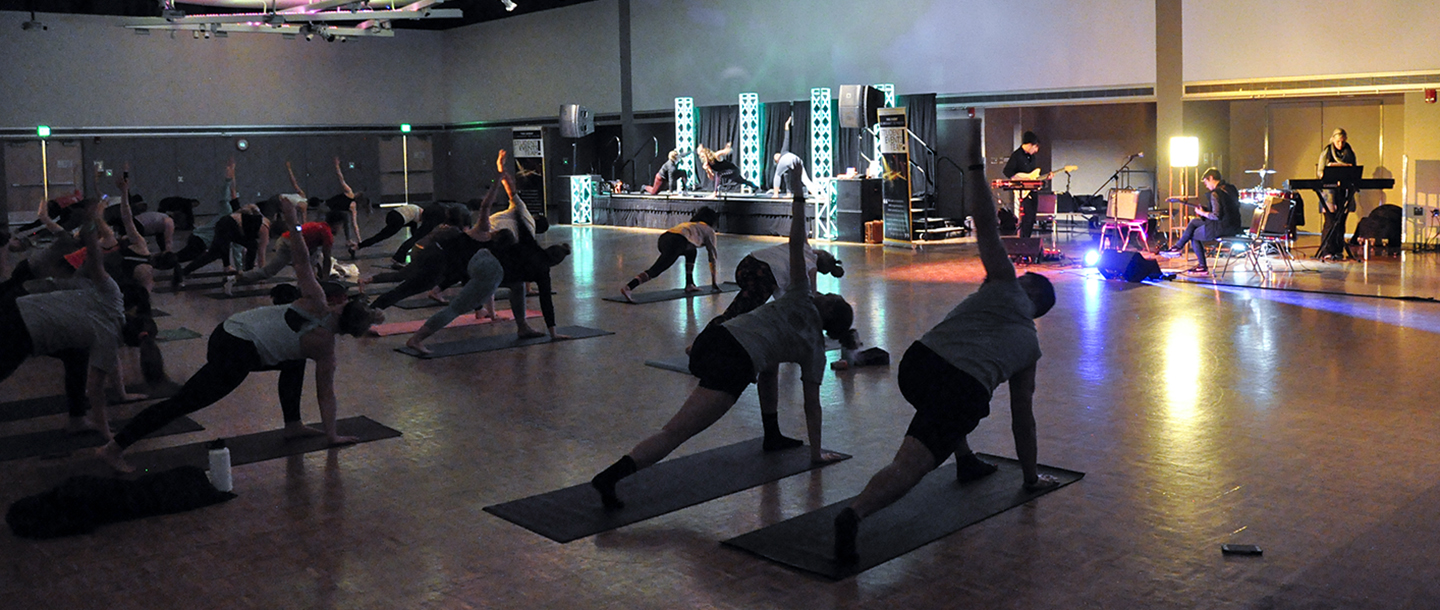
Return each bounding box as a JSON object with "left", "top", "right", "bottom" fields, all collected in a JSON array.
[
  {"left": 1002, "top": 131, "right": 1072, "bottom": 239},
  {"left": 1159, "top": 168, "right": 1241, "bottom": 276}
]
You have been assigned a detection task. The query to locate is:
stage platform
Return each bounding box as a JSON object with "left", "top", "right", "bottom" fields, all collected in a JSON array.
[{"left": 592, "top": 191, "right": 819, "bottom": 237}]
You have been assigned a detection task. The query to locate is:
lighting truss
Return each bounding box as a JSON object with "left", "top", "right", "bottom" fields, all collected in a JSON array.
[
  {"left": 123, "top": 0, "right": 461, "bottom": 38},
  {"left": 738, "top": 93, "right": 761, "bottom": 188},
  {"left": 674, "top": 97, "right": 696, "bottom": 187}
]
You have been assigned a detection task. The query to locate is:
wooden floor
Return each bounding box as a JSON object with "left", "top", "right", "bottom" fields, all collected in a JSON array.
[{"left": 5, "top": 215, "right": 1440, "bottom": 609}]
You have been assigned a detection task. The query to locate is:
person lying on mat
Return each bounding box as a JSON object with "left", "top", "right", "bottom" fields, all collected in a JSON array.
[
  {"left": 591, "top": 170, "right": 856, "bottom": 510},
  {"left": 618, "top": 207, "right": 720, "bottom": 303},
  {"left": 98, "top": 197, "right": 384, "bottom": 473},
  {"left": 833, "top": 122, "right": 1059, "bottom": 565}
]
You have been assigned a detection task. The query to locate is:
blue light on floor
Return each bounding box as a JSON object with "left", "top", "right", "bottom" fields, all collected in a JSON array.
[{"left": 1083, "top": 250, "right": 1101, "bottom": 267}]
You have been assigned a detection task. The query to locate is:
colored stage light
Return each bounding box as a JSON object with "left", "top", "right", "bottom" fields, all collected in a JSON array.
[{"left": 1083, "top": 250, "right": 1101, "bottom": 267}]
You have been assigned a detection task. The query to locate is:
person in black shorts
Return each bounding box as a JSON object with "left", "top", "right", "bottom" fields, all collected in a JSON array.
[
  {"left": 833, "top": 122, "right": 1059, "bottom": 564},
  {"left": 591, "top": 178, "right": 856, "bottom": 511}
]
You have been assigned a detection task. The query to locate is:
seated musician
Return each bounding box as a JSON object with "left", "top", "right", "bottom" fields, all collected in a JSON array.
[
  {"left": 1160, "top": 168, "right": 1241, "bottom": 276},
  {"left": 1003, "top": 131, "right": 1046, "bottom": 238}
]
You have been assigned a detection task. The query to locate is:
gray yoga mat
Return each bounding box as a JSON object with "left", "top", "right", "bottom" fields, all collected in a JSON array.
[
  {"left": 204, "top": 287, "right": 278, "bottom": 300},
  {"left": 0, "top": 416, "right": 203, "bottom": 462},
  {"left": 395, "top": 325, "right": 613, "bottom": 359},
  {"left": 721, "top": 454, "right": 1084, "bottom": 580},
  {"left": 123, "top": 415, "right": 401, "bottom": 472},
  {"left": 484, "top": 438, "right": 851, "bottom": 543},
  {"left": 155, "top": 327, "right": 203, "bottom": 342},
  {"left": 0, "top": 389, "right": 179, "bottom": 424},
  {"left": 602, "top": 282, "right": 740, "bottom": 304}
]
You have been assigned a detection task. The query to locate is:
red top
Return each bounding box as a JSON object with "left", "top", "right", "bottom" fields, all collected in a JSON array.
[{"left": 284, "top": 222, "right": 334, "bottom": 250}]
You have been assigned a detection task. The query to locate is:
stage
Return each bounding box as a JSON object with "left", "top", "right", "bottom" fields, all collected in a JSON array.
[{"left": 589, "top": 191, "right": 819, "bottom": 237}]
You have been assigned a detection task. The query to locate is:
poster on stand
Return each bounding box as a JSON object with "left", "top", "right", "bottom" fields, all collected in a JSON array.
[
  {"left": 878, "top": 108, "right": 912, "bottom": 245},
  {"left": 512, "top": 127, "right": 547, "bottom": 219}
]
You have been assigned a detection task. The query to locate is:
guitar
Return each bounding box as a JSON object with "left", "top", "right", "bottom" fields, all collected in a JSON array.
[{"left": 1014, "top": 165, "right": 1079, "bottom": 181}]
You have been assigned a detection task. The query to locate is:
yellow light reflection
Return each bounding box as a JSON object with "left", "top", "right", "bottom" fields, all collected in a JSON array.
[{"left": 1161, "top": 312, "right": 1203, "bottom": 421}]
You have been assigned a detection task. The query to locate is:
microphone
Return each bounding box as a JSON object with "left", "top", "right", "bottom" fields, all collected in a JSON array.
[{"left": 1129, "top": 152, "right": 1144, "bottom": 159}]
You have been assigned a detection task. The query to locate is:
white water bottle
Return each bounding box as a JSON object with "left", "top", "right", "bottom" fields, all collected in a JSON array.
[{"left": 207, "top": 438, "right": 233, "bottom": 492}]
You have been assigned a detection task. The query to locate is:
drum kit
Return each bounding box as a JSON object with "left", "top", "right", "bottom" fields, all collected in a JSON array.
[{"left": 1239, "top": 167, "right": 1284, "bottom": 206}]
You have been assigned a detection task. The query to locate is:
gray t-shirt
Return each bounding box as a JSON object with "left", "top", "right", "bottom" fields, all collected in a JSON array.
[
  {"left": 223, "top": 304, "right": 328, "bottom": 366},
  {"left": 16, "top": 276, "right": 125, "bottom": 374},
  {"left": 918, "top": 278, "right": 1041, "bottom": 393},
  {"left": 722, "top": 288, "right": 826, "bottom": 385},
  {"left": 747, "top": 242, "right": 817, "bottom": 298}
]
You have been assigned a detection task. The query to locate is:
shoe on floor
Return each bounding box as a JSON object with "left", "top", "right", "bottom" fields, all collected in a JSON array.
[
  {"left": 1157, "top": 249, "right": 1182, "bottom": 259},
  {"left": 1182, "top": 266, "right": 1210, "bottom": 277}
]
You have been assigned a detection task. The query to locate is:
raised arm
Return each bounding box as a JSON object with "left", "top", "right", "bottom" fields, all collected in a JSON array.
[
  {"left": 333, "top": 157, "right": 355, "bottom": 199},
  {"left": 36, "top": 198, "right": 66, "bottom": 236},
  {"left": 286, "top": 161, "right": 307, "bottom": 200},
  {"left": 965, "top": 126, "right": 1018, "bottom": 282},
  {"left": 280, "top": 198, "right": 324, "bottom": 303},
  {"left": 787, "top": 186, "right": 810, "bottom": 295},
  {"left": 115, "top": 168, "right": 149, "bottom": 256},
  {"left": 470, "top": 178, "right": 501, "bottom": 236}
]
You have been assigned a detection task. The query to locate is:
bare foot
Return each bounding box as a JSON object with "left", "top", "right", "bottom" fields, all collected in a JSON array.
[
  {"left": 684, "top": 285, "right": 701, "bottom": 293},
  {"left": 619, "top": 285, "right": 634, "bottom": 303},
  {"left": 97, "top": 442, "right": 134, "bottom": 474},
  {"left": 405, "top": 337, "right": 433, "bottom": 355},
  {"left": 329, "top": 434, "right": 361, "bottom": 445},
  {"left": 283, "top": 422, "right": 327, "bottom": 439},
  {"left": 516, "top": 327, "right": 546, "bottom": 340},
  {"left": 426, "top": 290, "right": 449, "bottom": 304},
  {"left": 67, "top": 415, "right": 102, "bottom": 435}
]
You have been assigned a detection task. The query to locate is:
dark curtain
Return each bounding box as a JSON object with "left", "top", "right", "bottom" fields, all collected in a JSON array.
[
  {"left": 695, "top": 104, "right": 740, "bottom": 191},
  {"left": 902, "top": 93, "right": 938, "bottom": 199}
]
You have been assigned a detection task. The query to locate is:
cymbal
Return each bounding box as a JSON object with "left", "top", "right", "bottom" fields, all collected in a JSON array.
[{"left": 1244, "top": 168, "right": 1277, "bottom": 174}]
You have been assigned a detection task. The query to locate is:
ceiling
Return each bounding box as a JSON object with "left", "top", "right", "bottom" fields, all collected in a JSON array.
[{"left": 0, "top": 1, "right": 603, "bottom": 30}]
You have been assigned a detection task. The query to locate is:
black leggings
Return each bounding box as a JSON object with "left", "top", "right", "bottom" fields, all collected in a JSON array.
[
  {"left": 113, "top": 323, "right": 304, "bottom": 449},
  {"left": 358, "top": 211, "right": 415, "bottom": 250},
  {"left": 393, "top": 217, "right": 442, "bottom": 264},
  {"left": 180, "top": 216, "right": 259, "bottom": 275},
  {"left": 642, "top": 232, "right": 697, "bottom": 280},
  {"left": 0, "top": 292, "right": 91, "bottom": 418},
  {"left": 371, "top": 246, "right": 446, "bottom": 310}
]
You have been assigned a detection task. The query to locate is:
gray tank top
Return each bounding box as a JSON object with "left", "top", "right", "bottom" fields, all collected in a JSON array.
[{"left": 223, "top": 304, "right": 331, "bottom": 366}]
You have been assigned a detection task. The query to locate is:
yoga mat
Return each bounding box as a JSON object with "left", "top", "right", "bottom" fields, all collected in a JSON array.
[
  {"left": 0, "top": 416, "right": 202, "bottom": 463},
  {"left": 603, "top": 282, "right": 740, "bottom": 304},
  {"left": 124, "top": 415, "right": 401, "bottom": 472},
  {"left": 155, "top": 327, "right": 202, "bottom": 342},
  {"left": 721, "top": 454, "right": 1084, "bottom": 580},
  {"left": 159, "top": 276, "right": 295, "bottom": 294},
  {"left": 352, "top": 251, "right": 394, "bottom": 261},
  {"left": 0, "top": 389, "right": 178, "bottom": 424},
  {"left": 368, "top": 309, "right": 541, "bottom": 337},
  {"left": 395, "top": 326, "right": 614, "bottom": 359},
  {"left": 152, "top": 309, "right": 170, "bottom": 318},
  {"left": 484, "top": 438, "right": 852, "bottom": 543}
]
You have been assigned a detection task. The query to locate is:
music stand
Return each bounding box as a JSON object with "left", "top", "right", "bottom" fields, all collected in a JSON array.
[
  {"left": 1321, "top": 164, "right": 1363, "bottom": 186},
  {"left": 1101, "top": 188, "right": 1151, "bottom": 251}
]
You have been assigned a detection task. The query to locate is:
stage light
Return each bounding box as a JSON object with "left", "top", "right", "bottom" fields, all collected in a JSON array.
[
  {"left": 400, "top": 124, "right": 412, "bottom": 133},
  {"left": 502, "top": 0, "right": 518, "bottom": 11},
  {"left": 1083, "top": 249, "right": 1101, "bottom": 267},
  {"left": 1169, "top": 136, "right": 1200, "bottom": 168}
]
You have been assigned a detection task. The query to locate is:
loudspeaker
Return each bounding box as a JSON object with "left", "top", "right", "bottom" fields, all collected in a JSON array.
[
  {"left": 559, "top": 104, "right": 593, "bottom": 138},
  {"left": 1109, "top": 188, "right": 1153, "bottom": 221},
  {"left": 839, "top": 85, "right": 885, "bottom": 129},
  {"left": 1002, "top": 236, "right": 1042, "bottom": 259},
  {"left": 1098, "top": 250, "right": 1162, "bottom": 282}
]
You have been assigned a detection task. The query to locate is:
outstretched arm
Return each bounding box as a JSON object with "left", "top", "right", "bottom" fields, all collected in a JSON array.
[
  {"left": 280, "top": 198, "right": 324, "bottom": 304},
  {"left": 333, "top": 157, "right": 355, "bottom": 199},
  {"left": 965, "top": 125, "right": 1018, "bottom": 281},
  {"left": 1008, "top": 364, "right": 1051, "bottom": 488},
  {"left": 115, "top": 167, "right": 149, "bottom": 256},
  {"left": 286, "top": 161, "right": 307, "bottom": 200}
]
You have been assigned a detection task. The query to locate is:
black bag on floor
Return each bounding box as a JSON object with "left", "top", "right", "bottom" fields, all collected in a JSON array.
[{"left": 6, "top": 466, "right": 236, "bottom": 539}]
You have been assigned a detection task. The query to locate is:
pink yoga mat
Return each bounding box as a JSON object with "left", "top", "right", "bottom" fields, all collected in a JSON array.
[{"left": 368, "top": 309, "right": 541, "bottom": 336}]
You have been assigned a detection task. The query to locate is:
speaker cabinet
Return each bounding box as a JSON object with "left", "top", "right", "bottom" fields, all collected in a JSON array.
[
  {"left": 1002, "top": 237, "right": 1042, "bottom": 259},
  {"left": 839, "top": 85, "right": 885, "bottom": 129},
  {"left": 1097, "top": 250, "right": 1162, "bottom": 282},
  {"left": 559, "top": 104, "right": 593, "bottom": 138}
]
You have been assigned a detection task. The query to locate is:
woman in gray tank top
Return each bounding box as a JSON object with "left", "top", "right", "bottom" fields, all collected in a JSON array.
[{"left": 99, "top": 197, "right": 384, "bottom": 473}]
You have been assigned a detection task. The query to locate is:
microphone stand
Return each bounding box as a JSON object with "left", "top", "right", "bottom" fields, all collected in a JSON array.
[{"left": 1092, "top": 153, "right": 1142, "bottom": 220}]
